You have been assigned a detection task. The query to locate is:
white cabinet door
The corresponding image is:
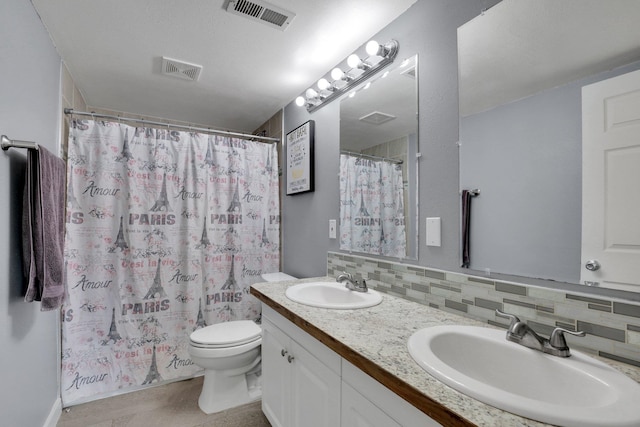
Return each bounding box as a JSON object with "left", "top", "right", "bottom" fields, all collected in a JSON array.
[
  {"left": 261, "top": 318, "right": 291, "bottom": 427},
  {"left": 342, "top": 381, "right": 401, "bottom": 427},
  {"left": 342, "top": 359, "right": 442, "bottom": 427},
  {"left": 262, "top": 309, "right": 341, "bottom": 427},
  {"left": 582, "top": 68, "right": 640, "bottom": 291},
  {"left": 291, "top": 341, "right": 341, "bottom": 427}
]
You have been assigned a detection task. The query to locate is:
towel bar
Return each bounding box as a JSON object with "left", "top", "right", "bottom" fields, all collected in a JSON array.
[
  {"left": 460, "top": 189, "right": 480, "bottom": 196},
  {"left": 1, "top": 134, "right": 39, "bottom": 151}
]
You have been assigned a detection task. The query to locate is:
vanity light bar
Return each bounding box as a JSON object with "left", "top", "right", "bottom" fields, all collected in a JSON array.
[{"left": 296, "top": 39, "right": 400, "bottom": 113}]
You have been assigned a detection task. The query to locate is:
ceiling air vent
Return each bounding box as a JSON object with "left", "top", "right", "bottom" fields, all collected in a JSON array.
[
  {"left": 360, "top": 111, "right": 397, "bottom": 125},
  {"left": 161, "top": 57, "right": 202, "bottom": 82},
  {"left": 225, "top": 0, "right": 295, "bottom": 31}
]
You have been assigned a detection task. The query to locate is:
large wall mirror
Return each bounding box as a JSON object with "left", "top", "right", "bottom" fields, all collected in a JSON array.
[
  {"left": 339, "top": 54, "right": 418, "bottom": 259},
  {"left": 458, "top": 0, "right": 640, "bottom": 293}
]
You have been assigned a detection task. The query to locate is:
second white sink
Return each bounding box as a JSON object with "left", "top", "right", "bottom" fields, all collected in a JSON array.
[
  {"left": 285, "top": 281, "right": 382, "bottom": 309},
  {"left": 408, "top": 325, "right": 640, "bottom": 427}
]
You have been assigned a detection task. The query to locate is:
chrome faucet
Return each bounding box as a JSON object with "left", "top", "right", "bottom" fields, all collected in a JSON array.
[
  {"left": 336, "top": 271, "right": 368, "bottom": 293},
  {"left": 496, "top": 309, "right": 585, "bottom": 357}
]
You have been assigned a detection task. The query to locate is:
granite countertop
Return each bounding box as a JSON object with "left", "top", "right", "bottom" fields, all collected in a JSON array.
[{"left": 251, "top": 277, "right": 640, "bottom": 427}]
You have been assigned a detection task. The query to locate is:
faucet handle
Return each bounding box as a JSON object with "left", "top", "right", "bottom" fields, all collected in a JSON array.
[
  {"left": 549, "top": 327, "right": 586, "bottom": 350},
  {"left": 495, "top": 309, "right": 521, "bottom": 330},
  {"left": 336, "top": 271, "right": 353, "bottom": 283}
]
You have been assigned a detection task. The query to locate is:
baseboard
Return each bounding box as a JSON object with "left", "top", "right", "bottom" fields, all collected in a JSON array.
[{"left": 43, "top": 397, "right": 62, "bottom": 427}]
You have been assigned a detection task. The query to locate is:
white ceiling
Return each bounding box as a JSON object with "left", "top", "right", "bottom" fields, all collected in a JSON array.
[
  {"left": 31, "top": 0, "right": 417, "bottom": 133},
  {"left": 458, "top": 0, "right": 640, "bottom": 117}
]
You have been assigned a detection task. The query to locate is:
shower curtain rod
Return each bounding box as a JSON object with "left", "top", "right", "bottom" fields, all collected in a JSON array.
[
  {"left": 64, "top": 108, "right": 280, "bottom": 143},
  {"left": 340, "top": 150, "right": 403, "bottom": 164}
]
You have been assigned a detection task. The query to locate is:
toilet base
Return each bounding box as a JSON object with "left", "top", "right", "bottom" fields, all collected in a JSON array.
[{"left": 197, "top": 369, "right": 261, "bottom": 414}]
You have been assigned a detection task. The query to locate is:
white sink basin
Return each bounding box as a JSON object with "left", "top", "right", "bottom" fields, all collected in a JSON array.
[
  {"left": 408, "top": 325, "right": 640, "bottom": 427},
  {"left": 285, "top": 281, "right": 382, "bottom": 309}
]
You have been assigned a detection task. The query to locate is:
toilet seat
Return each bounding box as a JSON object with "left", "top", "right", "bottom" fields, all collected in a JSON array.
[{"left": 189, "top": 320, "right": 261, "bottom": 349}]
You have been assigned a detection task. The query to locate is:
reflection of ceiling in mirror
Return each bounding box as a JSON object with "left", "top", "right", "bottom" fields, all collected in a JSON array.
[
  {"left": 458, "top": 0, "right": 640, "bottom": 117},
  {"left": 340, "top": 56, "right": 417, "bottom": 151}
]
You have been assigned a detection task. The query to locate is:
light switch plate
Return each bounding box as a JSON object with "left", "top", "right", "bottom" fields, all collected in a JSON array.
[
  {"left": 329, "top": 219, "right": 337, "bottom": 239},
  {"left": 426, "top": 217, "right": 441, "bottom": 247}
]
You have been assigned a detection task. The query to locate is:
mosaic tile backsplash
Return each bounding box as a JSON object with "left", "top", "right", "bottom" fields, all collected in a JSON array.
[{"left": 327, "top": 251, "right": 640, "bottom": 367}]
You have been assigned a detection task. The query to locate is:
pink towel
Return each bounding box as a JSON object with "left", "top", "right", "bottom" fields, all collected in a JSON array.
[{"left": 23, "top": 146, "right": 66, "bottom": 310}]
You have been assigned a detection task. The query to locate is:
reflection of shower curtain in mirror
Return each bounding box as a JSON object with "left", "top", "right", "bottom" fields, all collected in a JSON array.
[
  {"left": 61, "top": 119, "right": 280, "bottom": 405},
  {"left": 339, "top": 154, "right": 406, "bottom": 257}
]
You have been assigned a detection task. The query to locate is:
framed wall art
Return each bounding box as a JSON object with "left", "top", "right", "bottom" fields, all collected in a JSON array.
[{"left": 285, "top": 120, "right": 315, "bottom": 195}]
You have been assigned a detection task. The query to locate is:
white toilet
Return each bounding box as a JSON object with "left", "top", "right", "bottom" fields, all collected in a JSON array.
[{"left": 188, "top": 272, "right": 296, "bottom": 414}]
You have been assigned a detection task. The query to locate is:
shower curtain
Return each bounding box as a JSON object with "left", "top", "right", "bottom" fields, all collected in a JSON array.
[
  {"left": 339, "top": 154, "right": 406, "bottom": 258},
  {"left": 61, "top": 119, "right": 280, "bottom": 405}
]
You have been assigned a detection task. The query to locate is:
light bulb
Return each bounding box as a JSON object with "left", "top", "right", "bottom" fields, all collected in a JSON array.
[
  {"left": 347, "top": 54, "right": 361, "bottom": 69},
  {"left": 295, "top": 96, "right": 305, "bottom": 107},
  {"left": 317, "top": 78, "right": 331, "bottom": 91},
  {"left": 348, "top": 91, "right": 356, "bottom": 98},
  {"left": 366, "top": 40, "right": 381, "bottom": 56},
  {"left": 364, "top": 82, "right": 371, "bottom": 90},
  {"left": 305, "top": 88, "right": 318, "bottom": 99},
  {"left": 331, "top": 67, "right": 345, "bottom": 81}
]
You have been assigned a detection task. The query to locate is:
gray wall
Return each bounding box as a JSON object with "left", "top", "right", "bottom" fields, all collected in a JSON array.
[
  {"left": 460, "top": 59, "right": 640, "bottom": 284},
  {"left": 1, "top": 0, "right": 62, "bottom": 425},
  {"left": 282, "top": 0, "right": 488, "bottom": 278}
]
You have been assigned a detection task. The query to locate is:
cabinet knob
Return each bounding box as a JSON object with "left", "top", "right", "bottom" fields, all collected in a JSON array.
[
  {"left": 287, "top": 355, "right": 295, "bottom": 363},
  {"left": 281, "top": 349, "right": 287, "bottom": 357}
]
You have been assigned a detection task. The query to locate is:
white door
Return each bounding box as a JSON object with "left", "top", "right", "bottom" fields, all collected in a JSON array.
[{"left": 582, "top": 68, "right": 640, "bottom": 291}]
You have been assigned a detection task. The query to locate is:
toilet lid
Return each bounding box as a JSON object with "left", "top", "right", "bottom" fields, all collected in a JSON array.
[{"left": 190, "top": 320, "right": 261, "bottom": 347}]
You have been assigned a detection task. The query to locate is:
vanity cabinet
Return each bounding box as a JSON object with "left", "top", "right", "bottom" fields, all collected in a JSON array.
[
  {"left": 342, "top": 381, "right": 402, "bottom": 427},
  {"left": 342, "top": 359, "right": 442, "bottom": 427},
  {"left": 261, "top": 306, "right": 341, "bottom": 427},
  {"left": 261, "top": 305, "right": 441, "bottom": 427}
]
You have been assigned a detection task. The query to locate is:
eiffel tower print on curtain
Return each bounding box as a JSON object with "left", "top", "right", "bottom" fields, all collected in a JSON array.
[
  {"left": 227, "top": 180, "right": 242, "bottom": 213},
  {"left": 265, "top": 151, "right": 273, "bottom": 173},
  {"left": 142, "top": 345, "right": 163, "bottom": 385},
  {"left": 144, "top": 260, "right": 168, "bottom": 300},
  {"left": 194, "top": 298, "right": 207, "bottom": 330},
  {"left": 116, "top": 128, "right": 133, "bottom": 162},
  {"left": 203, "top": 138, "right": 216, "bottom": 167},
  {"left": 260, "top": 218, "right": 270, "bottom": 246},
  {"left": 397, "top": 183, "right": 405, "bottom": 215},
  {"left": 102, "top": 308, "right": 122, "bottom": 345},
  {"left": 197, "top": 217, "right": 211, "bottom": 248},
  {"left": 150, "top": 172, "right": 172, "bottom": 212},
  {"left": 221, "top": 254, "right": 238, "bottom": 291},
  {"left": 358, "top": 184, "right": 370, "bottom": 217},
  {"left": 113, "top": 216, "right": 129, "bottom": 251}
]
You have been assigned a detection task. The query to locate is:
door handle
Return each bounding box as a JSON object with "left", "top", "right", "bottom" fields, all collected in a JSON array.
[{"left": 585, "top": 260, "right": 601, "bottom": 271}]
